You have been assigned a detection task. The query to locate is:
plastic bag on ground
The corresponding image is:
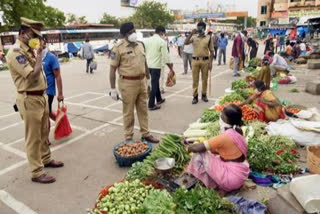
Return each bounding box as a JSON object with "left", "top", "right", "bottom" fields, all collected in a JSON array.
[
  {"left": 266, "top": 119, "right": 320, "bottom": 146},
  {"left": 290, "top": 175, "right": 320, "bottom": 213}
]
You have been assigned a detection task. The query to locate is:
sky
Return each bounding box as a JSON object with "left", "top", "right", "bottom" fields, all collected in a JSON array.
[{"left": 46, "top": 0, "right": 258, "bottom": 23}]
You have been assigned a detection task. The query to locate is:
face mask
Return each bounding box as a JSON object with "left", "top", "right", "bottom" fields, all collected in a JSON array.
[
  {"left": 128, "top": 32, "right": 137, "bottom": 43},
  {"left": 219, "top": 117, "right": 232, "bottom": 133},
  {"left": 198, "top": 28, "right": 205, "bottom": 35},
  {"left": 28, "top": 38, "right": 40, "bottom": 49}
]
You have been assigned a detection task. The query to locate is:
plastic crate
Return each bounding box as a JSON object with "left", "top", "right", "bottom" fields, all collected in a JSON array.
[{"left": 113, "top": 141, "right": 152, "bottom": 167}]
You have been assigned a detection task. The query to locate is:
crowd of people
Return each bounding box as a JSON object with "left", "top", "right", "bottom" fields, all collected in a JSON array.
[{"left": 5, "top": 15, "right": 295, "bottom": 191}]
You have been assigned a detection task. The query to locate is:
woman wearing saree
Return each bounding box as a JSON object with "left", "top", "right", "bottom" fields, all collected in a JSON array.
[
  {"left": 241, "top": 80, "right": 285, "bottom": 123},
  {"left": 187, "top": 104, "right": 250, "bottom": 194}
]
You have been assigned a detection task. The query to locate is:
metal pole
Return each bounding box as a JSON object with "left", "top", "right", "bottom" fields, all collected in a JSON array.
[{"left": 244, "top": 17, "right": 248, "bottom": 29}]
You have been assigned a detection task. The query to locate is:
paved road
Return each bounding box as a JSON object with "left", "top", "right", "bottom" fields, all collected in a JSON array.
[{"left": 0, "top": 43, "right": 319, "bottom": 214}]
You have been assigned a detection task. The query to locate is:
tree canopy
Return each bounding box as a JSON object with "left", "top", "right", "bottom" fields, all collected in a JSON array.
[
  {"left": 100, "top": 13, "right": 120, "bottom": 27},
  {"left": 131, "top": 1, "right": 175, "bottom": 28},
  {"left": 66, "top": 13, "right": 88, "bottom": 25},
  {"left": 0, "top": 0, "right": 66, "bottom": 28}
]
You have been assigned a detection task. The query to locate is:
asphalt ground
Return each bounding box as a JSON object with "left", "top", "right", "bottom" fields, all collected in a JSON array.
[{"left": 0, "top": 42, "right": 319, "bottom": 214}]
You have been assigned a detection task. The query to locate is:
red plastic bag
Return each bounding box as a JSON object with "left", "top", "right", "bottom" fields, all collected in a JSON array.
[{"left": 54, "top": 102, "right": 73, "bottom": 140}]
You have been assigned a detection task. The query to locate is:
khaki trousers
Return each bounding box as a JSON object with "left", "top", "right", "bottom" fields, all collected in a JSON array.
[
  {"left": 192, "top": 60, "right": 209, "bottom": 97},
  {"left": 16, "top": 93, "right": 51, "bottom": 178},
  {"left": 118, "top": 77, "right": 149, "bottom": 140}
]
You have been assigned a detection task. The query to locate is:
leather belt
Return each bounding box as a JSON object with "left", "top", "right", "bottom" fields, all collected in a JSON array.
[
  {"left": 18, "top": 90, "right": 45, "bottom": 96},
  {"left": 121, "top": 74, "right": 145, "bottom": 80},
  {"left": 192, "top": 56, "right": 209, "bottom": 61}
]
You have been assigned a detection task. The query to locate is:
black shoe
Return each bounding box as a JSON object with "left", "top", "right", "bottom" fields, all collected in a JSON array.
[
  {"left": 149, "top": 105, "right": 161, "bottom": 111},
  {"left": 202, "top": 95, "right": 209, "bottom": 102},
  {"left": 157, "top": 99, "right": 166, "bottom": 105},
  {"left": 192, "top": 97, "right": 198, "bottom": 105}
]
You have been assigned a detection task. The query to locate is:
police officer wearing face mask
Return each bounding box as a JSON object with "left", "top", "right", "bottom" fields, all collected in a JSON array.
[
  {"left": 6, "top": 17, "right": 64, "bottom": 184},
  {"left": 109, "top": 22, "right": 159, "bottom": 144},
  {"left": 185, "top": 22, "right": 215, "bottom": 105}
]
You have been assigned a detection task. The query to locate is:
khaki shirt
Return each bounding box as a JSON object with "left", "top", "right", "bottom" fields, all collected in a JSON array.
[
  {"left": 189, "top": 35, "right": 214, "bottom": 57},
  {"left": 7, "top": 39, "right": 46, "bottom": 92},
  {"left": 110, "top": 39, "right": 146, "bottom": 77}
]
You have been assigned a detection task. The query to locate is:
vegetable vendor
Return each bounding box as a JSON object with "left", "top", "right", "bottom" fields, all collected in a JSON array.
[
  {"left": 187, "top": 104, "right": 250, "bottom": 194},
  {"left": 256, "top": 59, "right": 271, "bottom": 90},
  {"left": 240, "top": 80, "right": 285, "bottom": 123}
]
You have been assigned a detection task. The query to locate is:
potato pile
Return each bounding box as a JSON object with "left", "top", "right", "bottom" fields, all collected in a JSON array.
[{"left": 116, "top": 142, "right": 148, "bottom": 158}]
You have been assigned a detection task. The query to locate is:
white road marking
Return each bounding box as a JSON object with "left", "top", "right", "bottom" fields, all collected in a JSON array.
[
  {"left": 108, "top": 121, "right": 171, "bottom": 136},
  {"left": 174, "top": 94, "right": 217, "bottom": 101},
  {"left": 0, "top": 190, "right": 38, "bottom": 214},
  {"left": 51, "top": 115, "right": 123, "bottom": 152},
  {"left": 64, "top": 92, "right": 91, "bottom": 101},
  {"left": 0, "top": 112, "right": 18, "bottom": 119},
  {"left": 0, "top": 122, "right": 23, "bottom": 132},
  {"left": 65, "top": 101, "right": 122, "bottom": 113},
  {"left": 166, "top": 70, "right": 228, "bottom": 99},
  {"left": 81, "top": 95, "right": 108, "bottom": 104},
  {"left": 0, "top": 142, "right": 26, "bottom": 159},
  {"left": 0, "top": 160, "right": 27, "bottom": 176}
]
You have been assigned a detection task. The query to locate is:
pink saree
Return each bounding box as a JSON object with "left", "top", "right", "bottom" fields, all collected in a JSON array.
[{"left": 188, "top": 129, "right": 250, "bottom": 192}]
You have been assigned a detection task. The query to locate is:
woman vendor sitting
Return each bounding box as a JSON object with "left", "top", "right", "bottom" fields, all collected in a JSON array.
[
  {"left": 187, "top": 104, "right": 250, "bottom": 194},
  {"left": 240, "top": 80, "right": 285, "bottom": 123}
]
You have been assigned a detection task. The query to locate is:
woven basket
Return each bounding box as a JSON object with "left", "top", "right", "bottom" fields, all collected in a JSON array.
[
  {"left": 113, "top": 141, "right": 152, "bottom": 167},
  {"left": 307, "top": 146, "right": 320, "bottom": 174}
]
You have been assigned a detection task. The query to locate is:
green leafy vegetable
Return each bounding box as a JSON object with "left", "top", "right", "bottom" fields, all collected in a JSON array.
[
  {"left": 126, "top": 162, "right": 154, "bottom": 182},
  {"left": 219, "top": 93, "right": 245, "bottom": 105},
  {"left": 247, "top": 135, "right": 298, "bottom": 173},
  {"left": 139, "top": 189, "right": 176, "bottom": 214},
  {"left": 172, "top": 185, "right": 238, "bottom": 214},
  {"left": 206, "top": 121, "right": 220, "bottom": 138},
  {"left": 248, "top": 57, "right": 262, "bottom": 67},
  {"left": 200, "top": 109, "right": 220, "bottom": 123},
  {"left": 231, "top": 79, "right": 248, "bottom": 90}
]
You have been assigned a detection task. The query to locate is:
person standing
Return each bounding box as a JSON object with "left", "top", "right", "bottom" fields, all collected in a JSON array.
[
  {"left": 81, "top": 39, "right": 95, "bottom": 74},
  {"left": 7, "top": 17, "right": 63, "bottom": 184},
  {"left": 109, "top": 22, "right": 159, "bottom": 143},
  {"left": 176, "top": 34, "right": 185, "bottom": 57},
  {"left": 182, "top": 32, "right": 194, "bottom": 74},
  {"left": 185, "top": 22, "right": 215, "bottom": 104},
  {"left": 264, "top": 34, "right": 273, "bottom": 54},
  {"left": 279, "top": 34, "right": 286, "bottom": 52},
  {"left": 144, "top": 26, "right": 173, "bottom": 111},
  {"left": 217, "top": 32, "right": 228, "bottom": 65},
  {"left": 212, "top": 32, "right": 219, "bottom": 61},
  {"left": 247, "top": 37, "right": 259, "bottom": 60},
  {"left": 42, "top": 40, "right": 64, "bottom": 121},
  {"left": 232, "top": 32, "right": 244, "bottom": 77},
  {"left": 160, "top": 35, "right": 171, "bottom": 93}
]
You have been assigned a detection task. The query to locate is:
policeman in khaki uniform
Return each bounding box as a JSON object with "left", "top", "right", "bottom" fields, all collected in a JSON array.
[
  {"left": 7, "top": 18, "right": 63, "bottom": 184},
  {"left": 109, "top": 22, "right": 159, "bottom": 143},
  {"left": 185, "top": 22, "right": 215, "bottom": 105}
]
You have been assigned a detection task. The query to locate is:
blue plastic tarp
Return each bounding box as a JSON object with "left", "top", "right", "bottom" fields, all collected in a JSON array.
[
  {"left": 297, "top": 26, "right": 310, "bottom": 37},
  {"left": 67, "top": 43, "right": 79, "bottom": 54},
  {"left": 94, "top": 44, "right": 109, "bottom": 52},
  {"left": 268, "top": 29, "right": 286, "bottom": 35}
]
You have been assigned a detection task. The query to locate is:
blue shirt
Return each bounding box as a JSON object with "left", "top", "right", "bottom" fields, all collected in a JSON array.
[
  {"left": 218, "top": 37, "right": 228, "bottom": 50},
  {"left": 42, "top": 52, "right": 60, "bottom": 96}
]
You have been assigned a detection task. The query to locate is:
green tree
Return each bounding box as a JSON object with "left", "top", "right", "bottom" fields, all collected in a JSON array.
[
  {"left": 66, "top": 13, "right": 88, "bottom": 25},
  {"left": 0, "top": 0, "right": 66, "bottom": 28},
  {"left": 100, "top": 13, "right": 120, "bottom": 27},
  {"left": 131, "top": 1, "right": 175, "bottom": 28}
]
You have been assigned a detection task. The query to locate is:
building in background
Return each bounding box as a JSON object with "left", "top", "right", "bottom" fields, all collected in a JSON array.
[{"left": 257, "top": 0, "right": 320, "bottom": 27}]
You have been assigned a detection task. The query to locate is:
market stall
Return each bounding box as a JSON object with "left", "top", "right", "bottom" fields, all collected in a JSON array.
[{"left": 90, "top": 75, "right": 320, "bottom": 214}]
